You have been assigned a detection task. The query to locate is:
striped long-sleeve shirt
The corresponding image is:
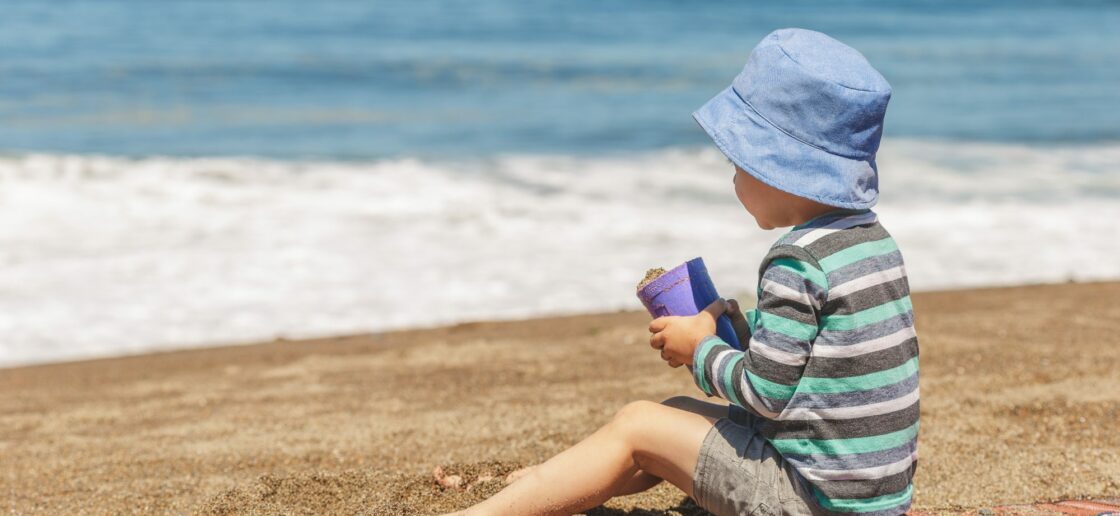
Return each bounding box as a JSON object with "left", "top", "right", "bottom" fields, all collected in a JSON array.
[{"left": 691, "top": 208, "right": 919, "bottom": 516}]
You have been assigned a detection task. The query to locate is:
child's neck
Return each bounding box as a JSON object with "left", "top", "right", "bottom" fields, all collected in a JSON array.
[{"left": 790, "top": 205, "right": 862, "bottom": 228}]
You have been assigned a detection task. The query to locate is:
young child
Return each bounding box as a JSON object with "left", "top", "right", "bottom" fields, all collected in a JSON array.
[{"left": 445, "top": 28, "right": 918, "bottom": 516}]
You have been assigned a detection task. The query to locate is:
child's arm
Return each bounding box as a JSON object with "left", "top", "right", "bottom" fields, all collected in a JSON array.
[{"left": 690, "top": 245, "right": 825, "bottom": 420}]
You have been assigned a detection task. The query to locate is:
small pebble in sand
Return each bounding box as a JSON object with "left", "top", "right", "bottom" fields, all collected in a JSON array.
[
  {"left": 466, "top": 474, "right": 494, "bottom": 491},
  {"left": 432, "top": 465, "right": 463, "bottom": 489},
  {"left": 433, "top": 463, "right": 512, "bottom": 492}
]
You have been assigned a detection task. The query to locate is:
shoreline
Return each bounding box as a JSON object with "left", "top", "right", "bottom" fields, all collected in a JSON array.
[
  {"left": 3, "top": 281, "right": 1119, "bottom": 513},
  {"left": 3, "top": 278, "right": 1113, "bottom": 373}
]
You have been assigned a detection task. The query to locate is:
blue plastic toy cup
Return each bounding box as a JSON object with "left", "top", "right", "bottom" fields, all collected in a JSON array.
[{"left": 637, "top": 257, "right": 741, "bottom": 350}]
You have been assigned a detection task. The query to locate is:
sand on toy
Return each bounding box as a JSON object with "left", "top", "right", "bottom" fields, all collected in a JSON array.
[{"left": 637, "top": 267, "right": 667, "bottom": 290}]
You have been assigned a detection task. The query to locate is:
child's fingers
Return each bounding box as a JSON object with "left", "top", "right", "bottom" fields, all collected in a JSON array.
[
  {"left": 648, "top": 316, "right": 672, "bottom": 333},
  {"left": 725, "top": 298, "right": 750, "bottom": 343},
  {"left": 702, "top": 298, "right": 728, "bottom": 320},
  {"left": 649, "top": 331, "right": 665, "bottom": 350},
  {"left": 667, "top": 358, "right": 683, "bottom": 368}
]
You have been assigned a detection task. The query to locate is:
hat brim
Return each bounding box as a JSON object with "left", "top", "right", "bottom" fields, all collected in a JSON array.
[{"left": 692, "top": 85, "right": 878, "bottom": 209}]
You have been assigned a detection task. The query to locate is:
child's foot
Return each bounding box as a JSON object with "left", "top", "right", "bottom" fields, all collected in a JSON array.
[{"left": 503, "top": 465, "right": 536, "bottom": 485}]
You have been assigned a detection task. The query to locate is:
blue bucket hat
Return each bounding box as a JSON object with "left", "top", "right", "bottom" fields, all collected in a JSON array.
[{"left": 693, "top": 28, "right": 892, "bottom": 209}]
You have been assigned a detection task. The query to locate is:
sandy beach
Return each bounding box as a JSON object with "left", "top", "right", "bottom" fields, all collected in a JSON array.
[{"left": 2, "top": 281, "right": 1118, "bottom": 514}]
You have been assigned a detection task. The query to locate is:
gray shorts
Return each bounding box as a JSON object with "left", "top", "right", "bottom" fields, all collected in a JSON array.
[{"left": 691, "top": 404, "right": 821, "bottom": 516}]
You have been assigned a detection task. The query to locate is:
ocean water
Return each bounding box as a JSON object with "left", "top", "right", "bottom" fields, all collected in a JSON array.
[
  {"left": 4, "top": 0, "right": 1120, "bottom": 156},
  {"left": 1, "top": 1, "right": 1118, "bottom": 366}
]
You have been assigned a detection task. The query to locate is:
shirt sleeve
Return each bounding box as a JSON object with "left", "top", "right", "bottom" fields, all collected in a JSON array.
[{"left": 690, "top": 245, "right": 826, "bottom": 419}]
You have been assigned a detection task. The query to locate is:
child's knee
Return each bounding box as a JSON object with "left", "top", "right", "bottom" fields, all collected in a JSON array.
[{"left": 610, "top": 400, "right": 660, "bottom": 434}]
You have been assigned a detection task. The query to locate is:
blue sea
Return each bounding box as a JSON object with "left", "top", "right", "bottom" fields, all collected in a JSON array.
[{"left": 1, "top": 0, "right": 1118, "bottom": 365}]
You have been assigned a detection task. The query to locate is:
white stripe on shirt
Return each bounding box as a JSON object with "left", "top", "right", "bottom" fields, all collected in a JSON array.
[
  {"left": 799, "top": 451, "right": 919, "bottom": 482},
  {"left": 737, "top": 371, "right": 780, "bottom": 418},
  {"left": 781, "top": 389, "right": 919, "bottom": 421},
  {"left": 828, "top": 265, "right": 908, "bottom": 301},
  {"left": 761, "top": 278, "right": 819, "bottom": 310},
  {"left": 749, "top": 337, "right": 810, "bottom": 366},
  {"left": 792, "top": 211, "right": 879, "bottom": 247},
  {"left": 709, "top": 349, "right": 737, "bottom": 400},
  {"left": 812, "top": 326, "right": 917, "bottom": 358}
]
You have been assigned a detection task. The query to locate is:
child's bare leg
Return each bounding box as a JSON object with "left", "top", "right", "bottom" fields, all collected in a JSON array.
[
  {"left": 501, "top": 396, "right": 726, "bottom": 492},
  {"left": 450, "top": 397, "right": 726, "bottom": 515},
  {"left": 505, "top": 463, "right": 658, "bottom": 496},
  {"left": 615, "top": 396, "right": 727, "bottom": 497},
  {"left": 501, "top": 397, "right": 726, "bottom": 494},
  {"left": 613, "top": 468, "right": 664, "bottom": 497}
]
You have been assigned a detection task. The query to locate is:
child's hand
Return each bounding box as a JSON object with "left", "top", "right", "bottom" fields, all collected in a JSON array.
[
  {"left": 648, "top": 298, "right": 728, "bottom": 368},
  {"left": 725, "top": 298, "right": 751, "bottom": 349}
]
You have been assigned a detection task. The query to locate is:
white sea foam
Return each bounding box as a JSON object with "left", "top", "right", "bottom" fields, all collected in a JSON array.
[{"left": 1, "top": 138, "right": 1118, "bottom": 366}]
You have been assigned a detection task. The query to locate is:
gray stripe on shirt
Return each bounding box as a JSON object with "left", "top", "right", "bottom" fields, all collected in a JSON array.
[
  {"left": 824, "top": 277, "right": 911, "bottom": 315},
  {"left": 826, "top": 250, "right": 905, "bottom": 287},
  {"left": 815, "top": 311, "right": 916, "bottom": 347},
  {"left": 788, "top": 372, "right": 919, "bottom": 409},
  {"left": 805, "top": 222, "right": 891, "bottom": 259}
]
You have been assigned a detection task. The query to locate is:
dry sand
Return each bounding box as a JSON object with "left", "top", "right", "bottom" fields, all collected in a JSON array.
[
  {"left": 638, "top": 268, "right": 668, "bottom": 290},
  {"left": 2, "top": 282, "right": 1119, "bottom": 514}
]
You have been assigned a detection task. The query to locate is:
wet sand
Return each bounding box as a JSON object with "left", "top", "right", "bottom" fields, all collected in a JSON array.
[{"left": 2, "top": 282, "right": 1118, "bottom": 514}]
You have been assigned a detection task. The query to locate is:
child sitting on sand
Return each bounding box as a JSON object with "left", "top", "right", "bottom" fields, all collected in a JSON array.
[{"left": 443, "top": 28, "right": 919, "bottom": 515}]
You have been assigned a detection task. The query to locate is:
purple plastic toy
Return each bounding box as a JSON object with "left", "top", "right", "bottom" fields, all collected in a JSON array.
[{"left": 637, "top": 257, "right": 742, "bottom": 351}]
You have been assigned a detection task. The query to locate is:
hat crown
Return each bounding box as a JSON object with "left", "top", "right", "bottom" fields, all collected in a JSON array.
[{"left": 733, "top": 28, "right": 892, "bottom": 160}]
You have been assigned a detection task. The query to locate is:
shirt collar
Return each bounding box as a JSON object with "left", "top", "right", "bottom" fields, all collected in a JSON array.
[{"left": 791, "top": 208, "right": 875, "bottom": 231}]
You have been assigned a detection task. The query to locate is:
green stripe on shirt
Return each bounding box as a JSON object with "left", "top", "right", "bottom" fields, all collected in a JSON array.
[
  {"left": 756, "top": 310, "right": 819, "bottom": 341},
  {"left": 817, "top": 237, "right": 898, "bottom": 273},
  {"left": 814, "top": 484, "right": 914, "bottom": 513},
  {"left": 770, "top": 421, "right": 919, "bottom": 456},
  {"left": 821, "top": 295, "right": 913, "bottom": 331},
  {"left": 744, "top": 368, "right": 797, "bottom": 400},
  {"left": 796, "top": 356, "right": 918, "bottom": 394},
  {"left": 720, "top": 353, "right": 746, "bottom": 407},
  {"left": 770, "top": 257, "right": 828, "bottom": 290}
]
